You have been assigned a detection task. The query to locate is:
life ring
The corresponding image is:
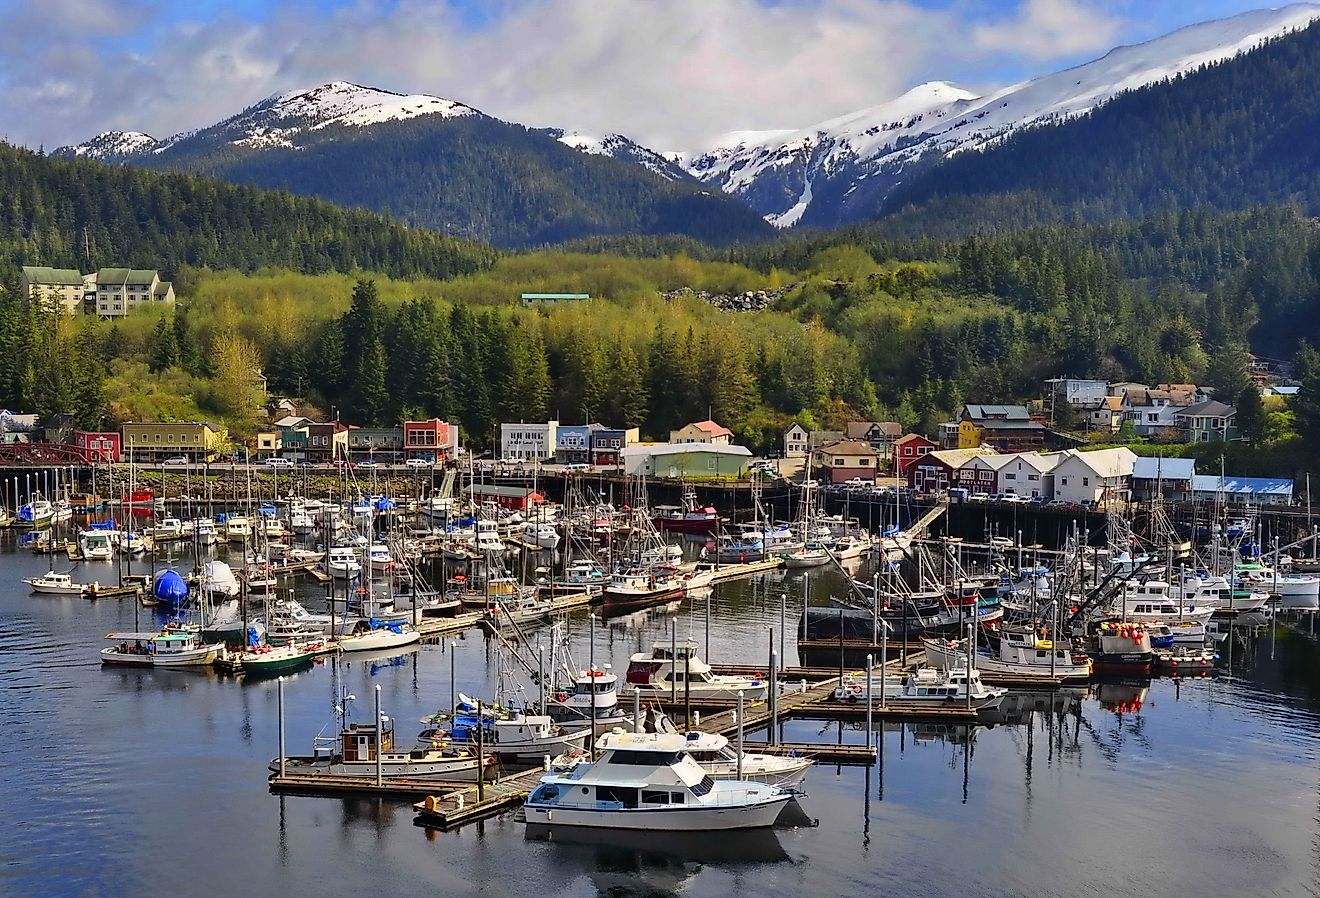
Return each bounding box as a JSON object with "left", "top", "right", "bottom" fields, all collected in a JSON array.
[{"left": 555, "top": 692, "right": 569, "bottom": 702}]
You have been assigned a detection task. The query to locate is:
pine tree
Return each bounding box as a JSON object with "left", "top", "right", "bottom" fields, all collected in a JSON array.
[
  {"left": 148, "top": 316, "right": 178, "bottom": 374},
  {"left": 1235, "top": 385, "right": 1267, "bottom": 445},
  {"left": 608, "top": 340, "right": 649, "bottom": 429}
]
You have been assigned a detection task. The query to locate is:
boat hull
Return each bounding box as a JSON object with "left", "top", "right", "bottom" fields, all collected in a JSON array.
[
  {"left": 100, "top": 646, "right": 220, "bottom": 667},
  {"left": 335, "top": 629, "right": 421, "bottom": 653},
  {"left": 522, "top": 794, "right": 791, "bottom": 830}
]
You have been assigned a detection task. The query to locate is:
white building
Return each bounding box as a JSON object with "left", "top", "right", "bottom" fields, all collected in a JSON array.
[
  {"left": 783, "top": 424, "right": 808, "bottom": 458},
  {"left": 96, "top": 268, "right": 175, "bottom": 317},
  {"left": 500, "top": 420, "right": 559, "bottom": 461},
  {"left": 21, "top": 266, "right": 94, "bottom": 314},
  {"left": 1052, "top": 448, "right": 1137, "bottom": 507},
  {"left": 996, "top": 451, "right": 1063, "bottom": 499},
  {"left": 1047, "top": 378, "right": 1107, "bottom": 408}
]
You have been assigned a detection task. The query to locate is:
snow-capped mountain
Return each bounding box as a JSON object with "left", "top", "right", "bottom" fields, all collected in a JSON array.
[
  {"left": 686, "top": 3, "right": 1320, "bottom": 227},
  {"left": 539, "top": 128, "right": 690, "bottom": 181},
  {"left": 52, "top": 129, "right": 160, "bottom": 163}
]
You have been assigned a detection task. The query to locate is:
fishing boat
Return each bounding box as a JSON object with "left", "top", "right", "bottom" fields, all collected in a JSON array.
[
  {"left": 547, "top": 666, "right": 630, "bottom": 725},
  {"left": 117, "top": 488, "right": 154, "bottom": 509},
  {"left": 335, "top": 618, "right": 421, "bottom": 653},
  {"left": 1086, "top": 621, "right": 1154, "bottom": 676},
  {"left": 149, "top": 518, "right": 185, "bottom": 539},
  {"left": 23, "top": 570, "right": 86, "bottom": 595},
  {"left": 289, "top": 509, "right": 315, "bottom": 534},
  {"left": 474, "top": 519, "right": 505, "bottom": 555},
  {"left": 924, "top": 626, "right": 1092, "bottom": 682},
  {"left": 625, "top": 641, "right": 768, "bottom": 702},
  {"left": 595, "top": 719, "right": 812, "bottom": 788},
  {"left": 601, "top": 566, "right": 686, "bottom": 613},
  {"left": 366, "top": 543, "right": 394, "bottom": 575},
  {"left": 101, "top": 629, "right": 224, "bottom": 667},
  {"left": 523, "top": 731, "right": 792, "bottom": 831},
  {"left": 272, "top": 706, "right": 494, "bottom": 782},
  {"left": 416, "top": 701, "right": 590, "bottom": 763},
  {"left": 15, "top": 497, "right": 54, "bottom": 528},
  {"left": 833, "top": 666, "right": 1007, "bottom": 711},
  {"left": 653, "top": 489, "right": 721, "bottom": 535},
  {"left": 545, "top": 559, "right": 609, "bottom": 595},
  {"left": 1233, "top": 562, "right": 1320, "bottom": 610}
]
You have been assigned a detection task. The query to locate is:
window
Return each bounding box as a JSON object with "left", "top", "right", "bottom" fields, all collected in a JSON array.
[
  {"left": 1082, "top": 477, "right": 1090, "bottom": 486},
  {"left": 641, "top": 790, "right": 670, "bottom": 804},
  {"left": 1004, "top": 473, "right": 1016, "bottom": 480},
  {"left": 689, "top": 775, "right": 715, "bottom": 797},
  {"left": 608, "top": 750, "right": 682, "bottom": 766}
]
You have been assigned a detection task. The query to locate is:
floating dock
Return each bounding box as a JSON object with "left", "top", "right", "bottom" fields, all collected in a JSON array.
[
  {"left": 412, "top": 767, "right": 545, "bottom": 830},
  {"left": 269, "top": 773, "right": 477, "bottom": 798}
]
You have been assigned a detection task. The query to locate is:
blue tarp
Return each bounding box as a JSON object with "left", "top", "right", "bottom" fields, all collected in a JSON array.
[{"left": 153, "top": 569, "right": 189, "bottom": 602}]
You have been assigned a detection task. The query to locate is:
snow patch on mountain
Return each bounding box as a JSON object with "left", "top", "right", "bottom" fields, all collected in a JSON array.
[
  {"left": 545, "top": 128, "right": 689, "bottom": 181},
  {"left": 51, "top": 130, "right": 160, "bottom": 162},
  {"left": 688, "top": 4, "right": 1320, "bottom": 224}
]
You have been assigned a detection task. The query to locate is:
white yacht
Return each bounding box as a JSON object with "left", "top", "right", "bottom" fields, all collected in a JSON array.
[
  {"left": 224, "top": 515, "right": 253, "bottom": 543},
  {"left": 335, "top": 619, "right": 420, "bottom": 653},
  {"left": 522, "top": 520, "right": 561, "bottom": 550},
  {"left": 289, "top": 510, "right": 315, "bottom": 534},
  {"left": 474, "top": 519, "right": 505, "bottom": 554},
  {"left": 193, "top": 518, "right": 218, "bottom": 546},
  {"left": 1111, "top": 580, "right": 1217, "bottom": 624},
  {"left": 625, "top": 642, "right": 768, "bottom": 702},
  {"left": 525, "top": 732, "right": 792, "bottom": 831},
  {"left": 150, "top": 518, "right": 184, "bottom": 539},
  {"left": 78, "top": 530, "right": 115, "bottom": 561},
  {"left": 594, "top": 722, "right": 812, "bottom": 788},
  {"left": 23, "top": 570, "right": 86, "bottom": 595},
  {"left": 1233, "top": 562, "right": 1320, "bottom": 610},
  {"left": 326, "top": 546, "right": 362, "bottom": 580},
  {"left": 366, "top": 543, "right": 394, "bottom": 575}
]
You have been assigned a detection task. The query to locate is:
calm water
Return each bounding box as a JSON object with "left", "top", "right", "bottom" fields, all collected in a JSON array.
[{"left": 2, "top": 534, "right": 1319, "bottom": 898}]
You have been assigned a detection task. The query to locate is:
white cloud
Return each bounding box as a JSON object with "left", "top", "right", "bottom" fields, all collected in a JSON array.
[
  {"left": 0, "top": 0, "right": 1129, "bottom": 153},
  {"left": 973, "top": 0, "right": 1124, "bottom": 59}
]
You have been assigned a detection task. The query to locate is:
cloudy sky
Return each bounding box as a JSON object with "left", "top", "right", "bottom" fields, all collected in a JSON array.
[{"left": 0, "top": 0, "right": 1295, "bottom": 152}]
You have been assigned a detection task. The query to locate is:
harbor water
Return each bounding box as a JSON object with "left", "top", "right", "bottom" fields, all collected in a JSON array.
[{"left": 2, "top": 538, "right": 1319, "bottom": 897}]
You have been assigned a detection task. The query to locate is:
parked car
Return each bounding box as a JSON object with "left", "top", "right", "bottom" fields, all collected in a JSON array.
[
  {"left": 844, "top": 477, "right": 873, "bottom": 487},
  {"left": 404, "top": 458, "right": 431, "bottom": 469},
  {"left": 332, "top": 458, "right": 355, "bottom": 469},
  {"left": 162, "top": 456, "right": 188, "bottom": 466},
  {"left": 970, "top": 492, "right": 991, "bottom": 502},
  {"left": 998, "top": 493, "right": 1028, "bottom": 504},
  {"left": 265, "top": 457, "right": 293, "bottom": 468},
  {"left": 356, "top": 460, "right": 379, "bottom": 468}
]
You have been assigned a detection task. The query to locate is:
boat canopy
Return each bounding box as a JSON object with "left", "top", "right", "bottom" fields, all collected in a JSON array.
[{"left": 89, "top": 519, "right": 117, "bottom": 530}]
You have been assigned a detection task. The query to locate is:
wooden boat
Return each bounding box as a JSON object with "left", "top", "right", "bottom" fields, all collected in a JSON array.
[
  {"left": 271, "top": 715, "right": 494, "bottom": 781},
  {"left": 601, "top": 567, "right": 685, "bottom": 613},
  {"left": 231, "top": 640, "right": 322, "bottom": 675},
  {"left": 924, "top": 627, "right": 1092, "bottom": 682},
  {"left": 833, "top": 666, "right": 1007, "bottom": 711}
]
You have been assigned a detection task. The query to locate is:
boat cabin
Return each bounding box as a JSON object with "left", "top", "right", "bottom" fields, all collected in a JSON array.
[{"left": 337, "top": 721, "right": 395, "bottom": 761}]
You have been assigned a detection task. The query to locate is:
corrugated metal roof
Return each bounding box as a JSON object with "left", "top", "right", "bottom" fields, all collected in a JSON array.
[
  {"left": 1191, "top": 475, "right": 1293, "bottom": 496},
  {"left": 1133, "top": 457, "right": 1196, "bottom": 480}
]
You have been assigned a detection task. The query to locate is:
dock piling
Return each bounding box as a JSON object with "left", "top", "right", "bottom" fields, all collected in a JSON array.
[
  {"left": 277, "top": 676, "right": 286, "bottom": 778},
  {"left": 633, "top": 687, "right": 640, "bottom": 733},
  {"left": 374, "top": 685, "right": 383, "bottom": 787},
  {"left": 865, "top": 654, "right": 873, "bottom": 750},
  {"left": 736, "top": 690, "right": 744, "bottom": 779}
]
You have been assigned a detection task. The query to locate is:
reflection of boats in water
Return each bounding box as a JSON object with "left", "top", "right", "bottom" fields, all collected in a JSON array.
[
  {"left": 1094, "top": 680, "right": 1151, "bottom": 714},
  {"left": 976, "top": 688, "right": 1085, "bottom": 726},
  {"left": 523, "top": 822, "right": 790, "bottom": 864}
]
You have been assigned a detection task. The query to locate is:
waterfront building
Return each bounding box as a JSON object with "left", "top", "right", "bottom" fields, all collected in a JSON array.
[
  {"left": 465, "top": 484, "right": 546, "bottom": 511},
  {"left": 783, "top": 423, "right": 808, "bottom": 458},
  {"left": 669, "top": 419, "right": 733, "bottom": 445},
  {"left": 621, "top": 443, "right": 751, "bottom": 479},
  {"left": 1190, "top": 474, "right": 1293, "bottom": 506},
  {"left": 812, "top": 439, "right": 879, "bottom": 483},
  {"left": 906, "top": 447, "right": 998, "bottom": 492},
  {"left": 304, "top": 421, "right": 349, "bottom": 463},
  {"left": 74, "top": 431, "right": 121, "bottom": 463},
  {"left": 894, "top": 433, "right": 937, "bottom": 474},
  {"left": 348, "top": 426, "right": 403, "bottom": 458},
  {"left": 1175, "top": 400, "right": 1239, "bottom": 442},
  {"left": 403, "top": 418, "right": 458, "bottom": 461},
  {"left": 1131, "top": 456, "right": 1196, "bottom": 502},
  {"left": 1051, "top": 447, "right": 1137, "bottom": 507},
  {"left": 845, "top": 421, "right": 903, "bottom": 460},
  {"left": 500, "top": 420, "right": 559, "bottom": 461},
  {"left": 122, "top": 421, "right": 225, "bottom": 462},
  {"left": 589, "top": 426, "right": 638, "bottom": 466}
]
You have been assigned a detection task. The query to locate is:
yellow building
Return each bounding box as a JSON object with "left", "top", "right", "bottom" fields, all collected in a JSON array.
[{"left": 122, "top": 422, "right": 227, "bottom": 462}]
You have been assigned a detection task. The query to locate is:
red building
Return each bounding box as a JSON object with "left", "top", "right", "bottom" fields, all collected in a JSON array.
[
  {"left": 465, "top": 484, "right": 546, "bottom": 512},
  {"left": 74, "top": 431, "right": 121, "bottom": 463},
  {"left": 907, "top": 448, "right": 998, "bottom": 493},
  {"left": 403, "top": 418, "right": 458, "bottom": 460},
  {"left": 894, "top": 433, "right": 936, "bottom": 475}
]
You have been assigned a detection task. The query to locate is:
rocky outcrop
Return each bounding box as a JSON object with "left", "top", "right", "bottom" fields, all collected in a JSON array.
[{"left": 663, "top": 284, "right": 799, "bottom": 312}]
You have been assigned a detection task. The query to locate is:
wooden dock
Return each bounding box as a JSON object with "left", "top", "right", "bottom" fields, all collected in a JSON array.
[
  {"left": 268, "top": 772, "right": 476, "bottom": 798},
  {"left": 82, "top": 581, "right": 145, "bottom": 600},
  {"left": 704, "top": 558, "right": 784, "bottom": 584},
  {"left": 411, "top": 591, "right": 594, "bottom": 640},
  {"left": 412, "top": 766, "right": 546, "bottom": 830}
]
